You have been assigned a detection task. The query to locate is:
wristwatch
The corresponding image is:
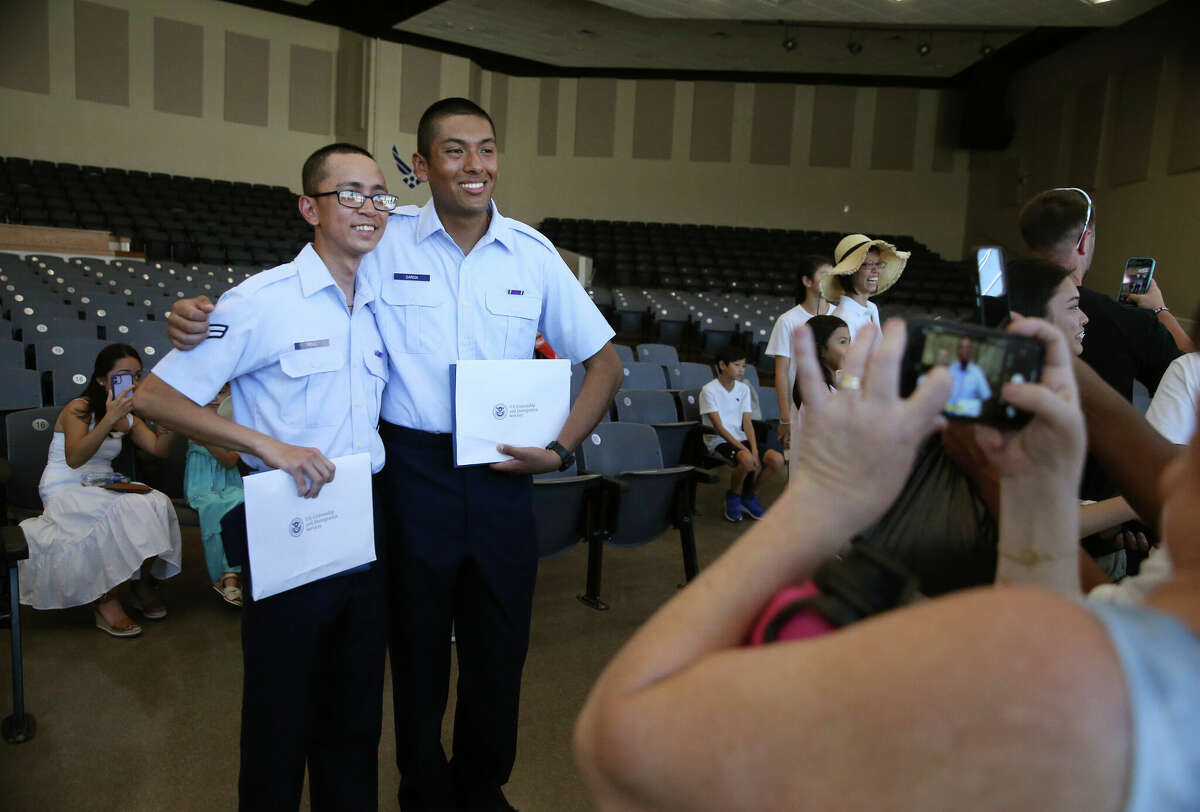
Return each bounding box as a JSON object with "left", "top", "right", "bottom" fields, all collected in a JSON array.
[{"left": 545, "top": 440, "right": 575, "bottom": 472}]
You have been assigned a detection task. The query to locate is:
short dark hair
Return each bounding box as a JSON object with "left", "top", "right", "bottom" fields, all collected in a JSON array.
[
  {"left": 797, "top": 255, "right": 831, "bottom": 287},
  {"left": 417, "top": 97, "right": 497, "bottom": 158},
  {"left": 301, "top": 143, "right": 374, "bottom": 196},
  {"left": 1005, "top": 257, "right": 1072, "bottom": 320},
  {"left": 1018, "top": 189, "right": 1091, "bottom": 252},
  {"left": 715, "top": 345, "right": 747, "bottom": 369}
]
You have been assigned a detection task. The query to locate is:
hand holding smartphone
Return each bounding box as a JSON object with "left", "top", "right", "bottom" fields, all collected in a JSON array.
[
  {"left": 1118, "top": 257, "right": 1155, "bottom": 303},
  {"left": 110, "top": 372, "right": 134, "bottom": 400},
  {"left": 900, "top": 320, "right": 1044, "bottom": 429}
]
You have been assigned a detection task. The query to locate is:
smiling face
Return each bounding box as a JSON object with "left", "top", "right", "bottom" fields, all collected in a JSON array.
[
  {"left": 414, "top": 113, "right": 497, "bottom": 224},
  {"left": 851, "top": 248, "right": 883, "bottom": 296},
  {"left": 300, "top": 151, "right": 388, "bottom": 263},
  {"left": 1045, "top": 276, "right": 1088, "bottom": 356}
]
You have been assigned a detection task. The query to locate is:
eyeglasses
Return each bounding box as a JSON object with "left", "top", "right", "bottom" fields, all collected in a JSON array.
[
  {"left": 310, "top": 189, "right": 399, "bottom": 212},
  {"left": 1052, "top": 187, "right": 1093, "bottom": 250}
]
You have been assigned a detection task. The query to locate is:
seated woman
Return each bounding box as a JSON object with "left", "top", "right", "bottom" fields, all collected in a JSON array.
[
  {"left": 18, "top": 343, "right": 183, "bottom": 637},
  {"left": 575, "top": 317, "right": 1199, "bottom": 811},
  {"left": 184, "top": 384, "right": 244, "bottom": 607}
]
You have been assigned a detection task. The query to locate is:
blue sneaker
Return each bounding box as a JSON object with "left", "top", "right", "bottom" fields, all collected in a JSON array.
[
  {"left": 741, "top": 494, "right": 766, "bottom": 520},
  {"left": 724, "top": 492, "right": 743, "bottom": 522}
]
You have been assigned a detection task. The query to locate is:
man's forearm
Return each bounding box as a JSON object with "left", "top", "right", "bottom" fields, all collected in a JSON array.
[
  {"left": 556, "top": 343, "right": 623, "bottom": 450},
  {"left": 773, "top": 356, "right": 791, "bottom": 421},
  {"left": 1158, "top": 310, "right": 1195, "bottom": 353},
  {"left": 1073, "top": 357, "right": 1178, "bottom": 531},
  {"left": 134, "top": 374, "right": 273, "bottom": 460}
]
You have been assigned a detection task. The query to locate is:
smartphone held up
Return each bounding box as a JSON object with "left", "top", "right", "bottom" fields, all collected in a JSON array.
[
  {"left": 110, "top": 371, "right": 134, "bottom": 400},
  {"left": 897, "top": 246, "right": 1044, "bottom": 429},
  {"left": 1118, "top": 257, "right": 1155, "bottom": 303}
]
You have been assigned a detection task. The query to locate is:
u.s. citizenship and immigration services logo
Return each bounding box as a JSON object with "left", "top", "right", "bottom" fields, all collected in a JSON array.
[
  {"left": 493, "top": 403, "right": 507, "bottom": 420},
  {"left": 288, "top": 517, "right": 304, "bottom": 538}
]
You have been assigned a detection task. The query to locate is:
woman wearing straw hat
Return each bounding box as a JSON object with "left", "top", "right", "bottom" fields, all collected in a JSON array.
[{"left": 821, "top": 234, "right": 909, "bottom": 341}]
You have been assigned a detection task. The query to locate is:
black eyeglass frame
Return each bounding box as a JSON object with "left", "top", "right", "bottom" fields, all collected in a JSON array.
[{"left": 309, "top": 189, "right": 399, "bottom": 212}]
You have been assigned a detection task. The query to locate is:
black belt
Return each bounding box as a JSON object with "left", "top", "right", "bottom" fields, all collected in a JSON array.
[{"left": 379, "top": 420, "right": 452, "bottom": 449}]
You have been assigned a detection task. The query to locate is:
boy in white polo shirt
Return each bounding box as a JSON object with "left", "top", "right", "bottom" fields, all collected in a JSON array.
[{"left": 699, "top": 345, "right": 786, "bottom": 522}]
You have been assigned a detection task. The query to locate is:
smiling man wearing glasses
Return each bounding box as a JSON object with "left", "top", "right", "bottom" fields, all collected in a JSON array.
[
  {"left": 135, "top": 143, "right": 393, "bottom": 810},
  {"left": 1019, "top": 187, "right": 1182, "bottom": 503}
]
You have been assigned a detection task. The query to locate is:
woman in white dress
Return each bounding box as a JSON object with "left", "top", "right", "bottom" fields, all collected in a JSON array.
[
  {"left": 18, "top": 343, "right": 183, "bottom": 637},
  {"left": 821, "top": 233, "right": 909, "bottom": 341}
]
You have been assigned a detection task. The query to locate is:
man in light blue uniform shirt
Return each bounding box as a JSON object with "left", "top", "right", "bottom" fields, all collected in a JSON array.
[
  {"left": 136, "top": 144, "right": 394, "bottom": 811},
  {"left": 164, "top": 100, "right": 623, "bottom": 811},
  {"left": 361, "top": 98, "right": 622, "bottom": 812}
]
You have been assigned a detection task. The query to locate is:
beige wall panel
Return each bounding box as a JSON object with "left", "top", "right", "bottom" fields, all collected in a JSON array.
[
  {"left": 490, "top": 72, "right": 509, "bottom": 151},
  {"left": 1027, "top": 97, "right": 1064, "bottom": 193},
  {"left": 1069, "top": 78, "right": 1107, "bottom": 188},
  {"left": 1168, "top": 46, "right": 1200, "bottom": 174},
  {"left": 932, "top": 92, "right": 958, "bottom": 172},
  {"left": 0, "top": 0, "right": 50, "bottom": 95},
  {"left": 288, "top": 45, "right": 332, "bottom": 135},
  {"left": 689, "top": 82, "right": 734, "bottom": 163},
  {"left": 469, "top": 62, "right": 482, "bottom": 104},
  {"left": 632, "top": 80, "right": 674, "bottom": 160},
  {"left": 809, "top": 85, "right": 855, "bottom": 168},
  {"left": 574, "top": 77, "right": 617, "bottom": 158},
  {"left": 335, "top": 30, "right": 367, "bottom": 146},
  {"left": 154, "top": 17, "right": 202, "bottom": 117},
  {"left": 1107, "top": 58, "right": 1161, "bottom": 187},
  {"left": 870, "top": 87, "right": 918, "bottom": 171},
  {"left": 538, "top": 77, "right": 559, "bottom": 157},
  {"left": 399, "top": 45, "right": 441, "bottom": 134},
  {"left": 749, "top": 84, "right": 795, "bottom": 166},
  {"left": 75, "top": 0, "right": 128, "bottom": 106},
  {"left": 224, "top": 31, "right": 269, "bottom": 126}
]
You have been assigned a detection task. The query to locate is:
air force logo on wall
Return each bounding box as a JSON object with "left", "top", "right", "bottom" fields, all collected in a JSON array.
[
  {"left": 493, "top": 403, "right": 507, "bottom": 420},
  {"left": 289, "top": 517, "right": 304, "bottom": 538},
  {"left": 392, "top": 145, "right": 422, "bottom": 189}
]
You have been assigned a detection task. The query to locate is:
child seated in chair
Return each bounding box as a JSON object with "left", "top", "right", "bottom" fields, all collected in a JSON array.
[{"left": 699, "top": 346, "right": 785, "bottom": 522}]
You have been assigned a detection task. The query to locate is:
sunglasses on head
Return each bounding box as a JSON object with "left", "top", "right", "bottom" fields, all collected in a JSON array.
[{"left": 1051, "top": 187, "right": 1093, "bottom": 251}]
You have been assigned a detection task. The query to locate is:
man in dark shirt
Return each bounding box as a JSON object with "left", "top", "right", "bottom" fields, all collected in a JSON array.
[{"left": 1018, "top": 187, "right": 1181, "bottom": 500}]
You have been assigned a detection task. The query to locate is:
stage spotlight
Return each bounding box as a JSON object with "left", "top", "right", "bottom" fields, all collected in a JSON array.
[
  {"left": 916, "top": 40, "right": 932, "bottom": 57},
  {"left": 782, "top": 37, "right": 796, "bottom": 52},
  {"left": 847, "top": 40, "right": 863, "bottom": 55}
]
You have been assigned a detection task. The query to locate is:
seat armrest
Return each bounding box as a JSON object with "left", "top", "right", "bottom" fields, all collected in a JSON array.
[{"left": 3, "top": 524, "right": 30, "bottom": 563}]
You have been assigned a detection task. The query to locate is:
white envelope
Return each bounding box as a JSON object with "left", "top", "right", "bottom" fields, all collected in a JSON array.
[
  {"left": 451, "top": 359, "right": 571, "bottom": 467},
  {"left": 242, "top": 452, "right": 375, "bottom": 600}
]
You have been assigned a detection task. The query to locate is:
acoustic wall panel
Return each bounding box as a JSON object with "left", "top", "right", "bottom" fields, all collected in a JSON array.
[
  {"left": 289, "top": 45, "right": 332, "bottom": 135},
  {"left": 399, "top": 45, "right": 441, "bottom": 134},
  {"left": 574, "top": 77, "right": 617, "bottom": 158},
  {"left": 538, "top": 77, "right": 559, "bottom": 157},
  {"left": 0, "top": 0, "right": 50, "bottom": 95},
  {"left": 154, "top": 18, "right": 203, "bottom": 117},
  {"left": 632, "top": 80, "right": 674, "bottom": 160},
  {"left": 870, "top": 87, "right": 917, "bottom": 171},
  {"left": 689, "top": 82, "right": 734, "bottom": 163},
  {"left": 810, "top": 86, "right": 856, "bottom": 168},
  {"left": 749, "top": 84, "right": 795, "bottom": 166},
  {"left": 224, "top": 31, "right": 270, "bottom": 126},
  {"left": 1107, "top": 58, "right": 1161, "bottom": 187},
  {"left": 75, "top": 0, "right": 129, "bottom": 107}
]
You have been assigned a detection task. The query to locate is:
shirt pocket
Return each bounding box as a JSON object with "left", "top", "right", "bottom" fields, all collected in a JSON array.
[
  {"left": 363, "top": 349, "right": 388, "bottom": 412},
  {"left": 279, "top": 345, "right": 344, "bottom": 427},
  {"left": 380, "top": 277, "right": 442, "bottom": 355},
  {"left": 485, "top": 289, "right": 542, "bottom": 359}
]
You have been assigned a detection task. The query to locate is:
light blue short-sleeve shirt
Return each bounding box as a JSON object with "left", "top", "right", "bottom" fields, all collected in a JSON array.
[
  {"left": 359, "top": 199, "right": 615, "bottom": 434},
  {"left": 151, "top": 244, "right": 388, "bottom": 473}
]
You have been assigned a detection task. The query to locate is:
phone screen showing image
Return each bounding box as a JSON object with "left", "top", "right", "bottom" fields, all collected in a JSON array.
[
  {"left": 901, "top": 320, "right": 1044, "bottom": 429},
  {"left": 111, "top": 372, "right": 134, "bottom": 399},
  {"left": 1119, "top": 258, "right": 1155, "bottom": 302}
]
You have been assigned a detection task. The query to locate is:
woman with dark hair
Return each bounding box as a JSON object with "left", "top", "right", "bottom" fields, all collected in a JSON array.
[
  {"left": 1006, "top": 257, "right": 1088, "bottom": 356},
  {"left": 788, "top": 315, "right": 849, "bottom": 479},
  {"left": 18, "top": 343, "right": 182, "bottom": 637}
]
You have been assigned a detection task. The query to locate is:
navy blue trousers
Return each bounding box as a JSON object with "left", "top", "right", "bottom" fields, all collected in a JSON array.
[
  {"left": 378, "top": 422, "right": 537, "bottom": 812},
  {"left": 221, "top": 478, "right": 388, "bottom": 812}
]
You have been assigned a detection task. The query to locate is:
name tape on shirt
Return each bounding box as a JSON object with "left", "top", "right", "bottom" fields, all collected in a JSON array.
[
  {"left": 394, "top": 273, "right": 430, "bottom": 282},
  {"left": 209, "top": 324, "right": 229, "bottom": 339},
  {"left": 294, "top": 339, "right": 331, "bottom": 350}
]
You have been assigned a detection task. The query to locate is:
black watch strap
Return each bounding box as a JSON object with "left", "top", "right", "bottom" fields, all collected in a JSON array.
[{"left": 546, "top": 441, "right": 574, "bottom": 472}]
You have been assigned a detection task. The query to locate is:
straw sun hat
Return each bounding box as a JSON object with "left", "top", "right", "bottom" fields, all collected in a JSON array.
[{"left": 819, "top": 234, "right": 910, "bottom": 303}]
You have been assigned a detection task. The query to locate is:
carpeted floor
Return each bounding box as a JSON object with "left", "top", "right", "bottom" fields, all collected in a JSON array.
[{"left": 1, "top": 471, "right": 782, "bottom": 811}]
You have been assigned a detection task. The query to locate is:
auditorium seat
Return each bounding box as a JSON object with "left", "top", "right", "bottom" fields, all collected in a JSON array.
[
  {"left": 664, "top": 361, "right": 712, "bottom": 391},
  {"left": 611, "top": 389, "right": 699, "bottom": 468},
  {"left": 635, "top": 343, "right": 678, "bottom": 366},
  {"left": 618, "top": 361, "right": 669, "bottom": 391},
  {"left": 574, "top": 422, "right": 714, "bottom": 609}
]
